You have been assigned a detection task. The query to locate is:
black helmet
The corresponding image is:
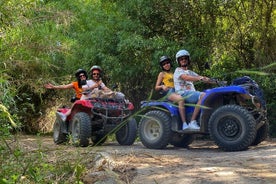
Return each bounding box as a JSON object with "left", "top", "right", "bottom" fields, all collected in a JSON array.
[
  {"left": 159, "top": 55, "right": 172, "bottom": 69},
  {"left": 75, "top": 68, "right": 88, "bottom": 78},
  {"left": 89, "top": 65, "right": 102, "bottom": 74}
]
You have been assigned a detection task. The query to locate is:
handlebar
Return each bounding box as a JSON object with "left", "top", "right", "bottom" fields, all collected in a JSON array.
[{"left": 208, "top": 78, "right": 228, "bottom": 87}]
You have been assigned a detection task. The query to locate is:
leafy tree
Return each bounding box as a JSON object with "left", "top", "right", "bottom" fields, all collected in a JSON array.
[{"left": 0, "top": 0, "right": 275, "bottom": 134}]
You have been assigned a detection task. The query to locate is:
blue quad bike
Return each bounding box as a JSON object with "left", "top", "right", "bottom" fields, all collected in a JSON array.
[{"left": 138, "top": 76, "right": 268, "bottom": 151}]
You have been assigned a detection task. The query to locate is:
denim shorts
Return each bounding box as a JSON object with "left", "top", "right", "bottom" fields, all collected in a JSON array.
[
  {"left": 180, "top": 91, "right": 202, "bottom": 104},
  {"left": 167, "top": 88, "right": 175, "bottom": 95},
  {"left": 161, "top": 88, "right": 175, "bottom": 100}
]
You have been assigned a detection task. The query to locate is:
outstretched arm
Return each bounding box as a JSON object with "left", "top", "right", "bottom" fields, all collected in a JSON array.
[{"left": 44, "top": 83, "right": 73, "bottom": 89}]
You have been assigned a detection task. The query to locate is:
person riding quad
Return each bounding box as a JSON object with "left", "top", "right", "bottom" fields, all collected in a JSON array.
[
  {"left": 155, "top": 55, "right": 187, "bottom": 130},
  {"left": 45, "top": 68, "right": 88, "bottom": 121},
  {"left": 81, "top": 65, "right": 114, "bottom": 100},
  {"left": 173, "top": 49, "right": 211, "bottom": 130},
  {"left": 45, "top": 68, "right": 88, "bottom": 101}
]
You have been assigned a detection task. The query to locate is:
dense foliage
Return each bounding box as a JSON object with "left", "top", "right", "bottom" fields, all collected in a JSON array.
[
  {"left": 1, "top": 0, "right": 275, "bottom": 132},
  {"left": 1, "top": 0, "right": 275, "bottom": 130},
  {"left": 0, "top": 0, "right": 275, "bottom": 182}
]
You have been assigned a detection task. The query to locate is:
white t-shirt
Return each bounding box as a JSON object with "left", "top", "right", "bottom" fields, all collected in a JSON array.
[
  {"left": 86, "top": 80, "right": 106, "bottom": 89},
  {"left": 81, "top": 80, "right": 106, "bottom": 100},
  {"left": 173, "top": 67, "right": 199, "bottom": 94}
]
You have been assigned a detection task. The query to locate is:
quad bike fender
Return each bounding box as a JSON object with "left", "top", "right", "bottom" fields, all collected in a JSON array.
[
  {"left": 141, "top": 101, "right": 179, "bottom": 115},
  {"left": 58, "top": 108, "right": 70, "bottom": 114},
  {"left": 203, "top": 86, "right": 247, "bottom": 101},
  {"left": 202, "top": 85, "right": 261, "bottom": 108},
  {"left": 201, "top": 85, "right": 250, "bottom": 110},
  {"left": 140, "top": 101, "right": 193, "bottom": 131},
  {"left": 72, "top": 100, "right": 93, "bottom": 108},
  {"left": 67, "top": 100, "right": 93, "bottom": 120},
  {"left": 141, "top": 101, "right": 195, "bottom": 114}
]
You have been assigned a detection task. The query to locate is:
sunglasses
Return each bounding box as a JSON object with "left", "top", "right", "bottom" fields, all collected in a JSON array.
[
  {"left": 162, "top": 61, "right": 171, "bottom": 66},
  {"left": 92, "top": 73, "right": 100, "bottom": 76},
  {"left": 79, "top": 74, "right": 86, "bottom": 78},
  {"left": 178, "top": 57, "right": 189, "bottom": 61}
]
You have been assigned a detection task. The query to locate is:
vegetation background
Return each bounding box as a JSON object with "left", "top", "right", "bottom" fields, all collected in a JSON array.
[{"left": 0, "top": 0, "right": 275, "bottom": 183}]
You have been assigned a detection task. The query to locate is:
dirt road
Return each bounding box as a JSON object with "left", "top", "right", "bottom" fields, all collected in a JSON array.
[{"left": 18, "top": 135, "right": 276, "bottom": 184}]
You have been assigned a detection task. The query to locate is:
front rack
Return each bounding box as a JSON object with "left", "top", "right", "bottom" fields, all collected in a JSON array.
[{"left": 89, "top": 98, "right": 132, "bottom": 119}]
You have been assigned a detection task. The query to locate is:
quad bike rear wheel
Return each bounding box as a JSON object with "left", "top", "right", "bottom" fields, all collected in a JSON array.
[
  {"left": 116, "top": 118, "right": 137, "bottom": 145},
  {"left": 139, "top": 110, "right": 172, "bottom": 149},
  {"left": 53, "top": 118, "right": 68, "bottom": 144},
  {"left": 71, "top": 112, "right": 91, "bottom": 147}
]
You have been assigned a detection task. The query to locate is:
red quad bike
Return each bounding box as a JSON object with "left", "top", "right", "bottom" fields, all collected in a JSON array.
[{"left": 53, "top": 97, "right": 137, "bottom": 147}]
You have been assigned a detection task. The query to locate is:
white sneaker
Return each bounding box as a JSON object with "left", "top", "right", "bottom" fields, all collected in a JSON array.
[
  {"left": 189, "top": 120, "right": 200, "bottom": 130},
  {"left": 57, "top": 112, "right": 67, "bottom": 121},
  {"left": 182, "top": 122, "right": 189, "bottom": 130}
]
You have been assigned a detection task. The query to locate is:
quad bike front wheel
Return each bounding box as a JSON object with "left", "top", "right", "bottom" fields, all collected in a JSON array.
[
  {"left": 53, "top": 118, "right": 68, "bottom": 144},
  {"left": 139, "top": 110, "right": 172, "bottom": 149},
  {"left": 209, "top": 105, "right": 256, "bottom": 151},
  {"left": 71, "top": 112, "right": 91, "bottom": 147},
  {"left": 115, "top": 118, "right": 137, "bottom": 145}
]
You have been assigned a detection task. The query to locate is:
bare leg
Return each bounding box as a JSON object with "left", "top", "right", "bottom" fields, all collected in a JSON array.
[
  {"left": 168, "top": 94, "right": 186, "bottom": 122},
  {"left": 191, "top": 92, "right": 205, "bottom": 121},
  {"left": 178, "top": 99, "right": 186, "bottom": 123}
]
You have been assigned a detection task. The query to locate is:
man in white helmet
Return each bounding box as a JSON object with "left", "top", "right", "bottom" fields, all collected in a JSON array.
[
  {"left": 81, "top": 65, "right": 125, "bottom": 100},
  {"left": 174, "top": 49, "right": 210, "bottom": 130},
  {"left": 81, "top": 65, "right": 112, "bottom": 99}
]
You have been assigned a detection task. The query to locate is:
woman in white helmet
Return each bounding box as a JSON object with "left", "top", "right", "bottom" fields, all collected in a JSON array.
[{"left": 174, "top": 49, "right": 210, "bottom": 130}]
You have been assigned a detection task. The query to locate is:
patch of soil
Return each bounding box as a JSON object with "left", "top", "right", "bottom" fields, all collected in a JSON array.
[{"left": 15, "top": 135, "right": 276, "bottom": 184}]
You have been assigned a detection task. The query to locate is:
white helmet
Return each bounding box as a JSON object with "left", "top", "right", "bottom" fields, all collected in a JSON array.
[
  {"left": 89, "top": 65, "right": 102, "bottom": 73},
  {"left": 176, "top": 49, "right": 190, "bottom": 61},
  {"left": 175, "top": 49, "right": 191, "bottom": 66}
]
